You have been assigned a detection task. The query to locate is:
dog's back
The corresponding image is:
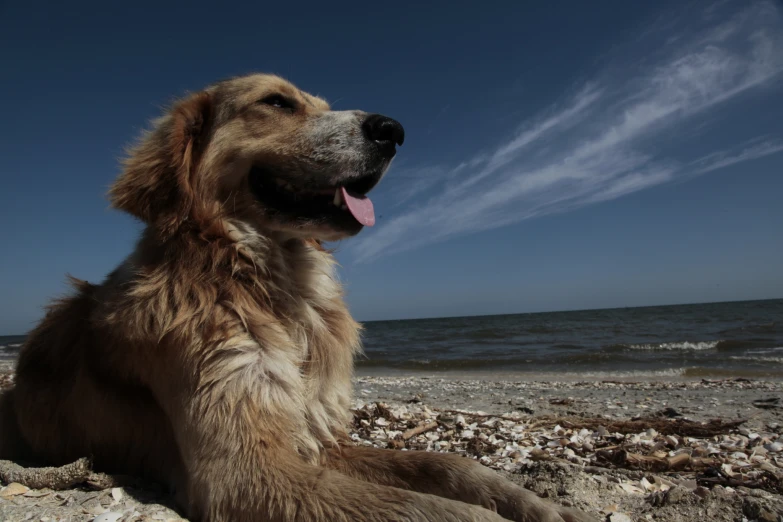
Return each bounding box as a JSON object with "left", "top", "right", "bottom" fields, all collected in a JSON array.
[
  {"left": 8, "top": 278, "right": 97, "bottom": 466},
  {"left": 0, "top": 389, "right": 29, "bottom": 461},
  {"left": 0, "top": 279, "right": 98, "bottom": 464},
  {"left": 4, "top": 275, "right": 186, "bottom": 488}
]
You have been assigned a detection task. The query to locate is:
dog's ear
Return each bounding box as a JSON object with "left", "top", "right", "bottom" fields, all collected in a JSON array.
[{"left": 110, "top": 91, "right": 213, "bottom": 237}]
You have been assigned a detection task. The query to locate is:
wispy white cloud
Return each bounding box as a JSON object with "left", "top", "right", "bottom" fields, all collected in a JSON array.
[
  {"left": 468, "top": 84, "right": 603, "bottom": 187},
  {"left": 690, "top": 138, "right": 783, "bottom": 175},
  {"left": 384, "top": 164, "right": 451, "bottom": 207},
  {"left": 352, "top": 0, "right": 783, "bottom": 262}
]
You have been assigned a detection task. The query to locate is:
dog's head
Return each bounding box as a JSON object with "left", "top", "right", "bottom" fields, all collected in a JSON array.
[{"left": 110, "top": 74, "right": 403, "bottom": 241}]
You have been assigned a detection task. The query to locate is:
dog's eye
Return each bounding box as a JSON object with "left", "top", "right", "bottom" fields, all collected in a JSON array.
[{"left": 258, "top": 94, "right": 296, "bottom": 111}]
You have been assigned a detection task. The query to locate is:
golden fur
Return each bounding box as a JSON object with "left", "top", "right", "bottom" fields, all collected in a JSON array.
[{"left": 0, "top": 74, "right": 596, "bottom": 522}]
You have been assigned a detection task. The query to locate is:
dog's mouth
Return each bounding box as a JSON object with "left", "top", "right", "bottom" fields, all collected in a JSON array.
[{"left": 248, "top": 167, "right": 383, "bottom": 228}]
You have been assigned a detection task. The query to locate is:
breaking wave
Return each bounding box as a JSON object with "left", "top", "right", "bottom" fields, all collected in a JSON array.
[
  {"left": 729, "top": 350, "right": 783, "bottom": 364},
  {"left": 606, "top": 341, "right": 720, "bottom": 351}
]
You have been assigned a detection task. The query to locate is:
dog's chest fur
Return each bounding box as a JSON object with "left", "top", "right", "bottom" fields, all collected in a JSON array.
[
  {"left": 106, "top": 224, "right": 362, "bottom": 461},
  {"left": 255, "top": 233, "right": 362, "bottom": 448}
]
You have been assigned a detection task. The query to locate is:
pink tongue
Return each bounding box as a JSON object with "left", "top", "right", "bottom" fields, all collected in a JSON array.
[{"left": 341, "top": 187, "right": 375, "bottom": 227}]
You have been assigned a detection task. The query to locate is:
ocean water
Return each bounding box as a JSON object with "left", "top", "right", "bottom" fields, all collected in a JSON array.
[
  {"left": 2, "top": 299, "right": 782, "bottom": 379},
  {"left": 357, "top": 299, "right": 783, "bottom": 379},
  {"left": 0, "top": 335, "right": 25, "bottom": 361}
]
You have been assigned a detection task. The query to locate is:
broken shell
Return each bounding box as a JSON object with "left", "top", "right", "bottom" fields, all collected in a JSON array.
[
  {"left": 765, "top": 442, "right": 783, "bottom": 452},
  {"left": 0, "top": 482, "right": 29, "bottom": 497},
  {"left": 92, "top": 513, "right": 124, "bottom": 522}
]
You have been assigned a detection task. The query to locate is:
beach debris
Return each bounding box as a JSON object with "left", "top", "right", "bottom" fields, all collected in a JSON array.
[
  {"left": 742, "top": 498, "right": 782, "bottom": 522},
  {"left": 403, "top": 421, "right": 439, "bottom": 440},
  {"left": 22, "top": 488, "right": 52, "bottom": 498},
  {"left": 0, "top": 373, "right": 13, "bottom": 390},
  {"left": 3, "top": 372, "right": 783, "bottom": 520},
  {"left": 86, "top": 502, "right": 109, "bottom": 516},
  {"left": 530, "top": 416, "right": 748, "bottom": 437},
  {"left": 656, "top": 407, "right": 683, "bottom": 418},
  {"left": 599, "top": 449, "right": 691, "bottom": 472},
  {"left": 0, "top": 458, "right": 92, "bottom": 491},
  {"left": 753, "top": 398, "right": 781, "bottom": 410},
  {"left": 646, "top": 485, "right": 700, "bottom": 506},
  {"left": 618, "top": 482, "right": 644, "bottom": 494},
  {"left": 0, "top": 482, "right": 30, "bottom": 498},
  {"left": 0, "top": 457, "right": 152, "bottom": 494},
  {"left": 348, "top": 378, "right": 783, "bottom": 497}
]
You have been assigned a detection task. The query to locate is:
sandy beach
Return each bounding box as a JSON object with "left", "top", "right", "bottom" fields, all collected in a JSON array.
[{"left": 2, "top": 369, "right": 783, "bottom": 521}]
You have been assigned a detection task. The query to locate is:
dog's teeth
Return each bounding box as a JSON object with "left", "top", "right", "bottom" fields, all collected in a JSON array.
[{"left": 333, "top": 189, "right": 343, "bottom": 206}]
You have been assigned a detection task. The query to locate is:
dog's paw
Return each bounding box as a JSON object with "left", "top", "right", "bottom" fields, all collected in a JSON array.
[
  {"left": 432, "top": 498, "right": 508, "bottom": 522},
  {"left": 497, "top": 489, "right": 601, "bottom": 522},
  {"left": 552, "top": 505, "right": 602, "bottom": 522},
  {"left": 515, "top": 505, "right": 600, "bottom": 522}
]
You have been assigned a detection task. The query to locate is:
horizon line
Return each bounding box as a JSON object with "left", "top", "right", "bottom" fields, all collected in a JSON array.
[
  {"left": 2, "top": 296, "right": 780, "bottom": 337},
  {"left": 355, "top": 296, "right": 783, "bottom": 325}
]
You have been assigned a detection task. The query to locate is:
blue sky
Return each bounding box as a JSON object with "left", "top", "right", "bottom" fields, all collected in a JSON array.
[{"left": 1, "top": 0, "right": 782, "bottom": 334}]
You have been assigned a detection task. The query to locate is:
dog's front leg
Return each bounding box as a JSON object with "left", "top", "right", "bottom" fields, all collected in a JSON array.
[
  {"left": 146, "top": 337, "right": 506, "bottom": 522},
  {"left": 326, "top": 445, "right": 600, "bottom": 522}
]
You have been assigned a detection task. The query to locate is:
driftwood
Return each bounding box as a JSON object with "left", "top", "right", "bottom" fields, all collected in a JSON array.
[
  {"left": 530, "top": 416, "right": 747, "bottom": 437},
  {"left": 0, "top": 458, "right": 147, "bottom": 491},
  {"left": 698, "top": 474, "right": 783, "bottom": 495},
  {"left": 599, "top": 449, "right": 691, "bottom": 472},
  {"left": 582, "top": 465, "right": 644, "bottom": 479},
  {"left": 402, "top": 421, "right": 438, "bottom": 441},
  {"left": 0, "top": 458, "right": 92, "bottom": 490},
  {"left": 440, "top": 409, "right": 496, "bottom": 419}
]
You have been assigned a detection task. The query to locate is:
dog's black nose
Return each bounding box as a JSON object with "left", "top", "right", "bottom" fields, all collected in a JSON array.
[{"left": 362, "top": 114, "right": 405, "bottom": 158}]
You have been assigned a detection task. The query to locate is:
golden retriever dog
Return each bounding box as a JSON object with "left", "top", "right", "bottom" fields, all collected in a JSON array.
[{"left": 0, "top": 74, "right": 596, "bottom": 522}]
